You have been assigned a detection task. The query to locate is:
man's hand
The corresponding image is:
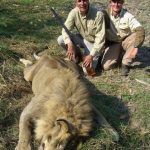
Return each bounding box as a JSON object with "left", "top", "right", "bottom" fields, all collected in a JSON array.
[
  {"left": 66, "top": 43, "right": 75, "bottom": 61},
  {"left": 83, "top": 55, "right": 93, "bottom": 68},
  {"left": 128, "top": 47, "right": 138, "bottom": 58}
]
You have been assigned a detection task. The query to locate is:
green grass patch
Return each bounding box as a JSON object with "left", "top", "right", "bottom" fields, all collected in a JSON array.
[{"left": 0, "top": 0, "right": 150, "bottom": 149}]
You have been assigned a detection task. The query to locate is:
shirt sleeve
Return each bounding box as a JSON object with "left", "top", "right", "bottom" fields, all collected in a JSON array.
[
  {"left": 90, "top": 12, "right": 105, "bottom": 57},
  {"left": 62, "top": 9, "right": 75, "bottom": 44},
  {"left": 128, "top": 13, "right": 142, "bottom": 31},
  {"left": 128, "top": 12, "right": 145, "bottom": 47}
]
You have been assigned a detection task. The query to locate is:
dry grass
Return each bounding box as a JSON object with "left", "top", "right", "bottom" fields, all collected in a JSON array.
[{"left": 0, "top": 0, "right": 150, "bottom": 149}]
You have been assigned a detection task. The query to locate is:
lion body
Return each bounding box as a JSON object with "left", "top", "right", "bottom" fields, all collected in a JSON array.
[
  {"left": 16, "top": 55, "right": 119, "bottom": 150},
  {"left": 16, "top": 55, "right": 95, "bottom": 150}
]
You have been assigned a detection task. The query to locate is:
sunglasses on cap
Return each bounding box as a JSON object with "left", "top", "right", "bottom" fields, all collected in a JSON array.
[{"left": 111, "top": 0, "right": 124, "bottom": 3}]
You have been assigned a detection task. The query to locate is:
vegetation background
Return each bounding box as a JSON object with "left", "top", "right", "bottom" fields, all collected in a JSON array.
[{"left": 0, "top": 0, "right": 150, "bottom": 149}]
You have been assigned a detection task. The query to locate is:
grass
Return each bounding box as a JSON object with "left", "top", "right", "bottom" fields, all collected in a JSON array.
[{"left": 0, "top": 0, "right": 150, "bottom": 149}]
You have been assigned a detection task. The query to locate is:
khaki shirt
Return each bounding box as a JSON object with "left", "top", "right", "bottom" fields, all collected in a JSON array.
[
  {"left": 62, "top": 6, "right": 105, "bottom": 57},
  {"left": 106, "top": 8, "right": 142, "bottom": 42}
]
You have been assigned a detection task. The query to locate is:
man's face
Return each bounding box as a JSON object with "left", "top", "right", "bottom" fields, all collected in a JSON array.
[
  {"left": 110, "top": 0, "right": 124, "bottom": 14},
  {"left": 76, "top": 0, "right": 89, "bottom": 15}
]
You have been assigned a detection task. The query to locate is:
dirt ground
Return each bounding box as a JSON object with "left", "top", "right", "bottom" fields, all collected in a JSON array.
[{"left": 0, "top": 0, "right": 150, "bottom": 149}]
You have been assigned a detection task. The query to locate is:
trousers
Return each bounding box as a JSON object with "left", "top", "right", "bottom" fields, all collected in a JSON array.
[
  {"left": 57, "top": 34, "right": 100, "bottom": 70},
  {"left": 102, "top": 33, "right": 138, "bottom": 70}
]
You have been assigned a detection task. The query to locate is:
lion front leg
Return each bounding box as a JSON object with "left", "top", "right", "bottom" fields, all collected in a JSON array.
[{"left": 15, "top": 109, "right": 32, "bottom": 150}]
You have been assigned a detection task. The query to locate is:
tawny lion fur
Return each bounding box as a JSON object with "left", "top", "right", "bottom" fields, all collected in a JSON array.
[{"left": 16, "top": 55, "right": 119, "bottom": 150}]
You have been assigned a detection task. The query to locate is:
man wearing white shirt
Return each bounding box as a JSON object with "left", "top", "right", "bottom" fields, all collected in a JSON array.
[
  {"left": 57, "top": 0, "right": 105, "bottom": 75},
  {"left": 102, "top": 0, "right": 145, "bottom": 76}
]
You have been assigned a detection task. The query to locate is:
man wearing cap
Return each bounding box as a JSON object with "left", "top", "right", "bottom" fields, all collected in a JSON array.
[
  {"left": 102, "top": 0, "right": 145, "bottom": 76},
  {"left": 57, "top": 0, "right": 105, "bottom": 74}
]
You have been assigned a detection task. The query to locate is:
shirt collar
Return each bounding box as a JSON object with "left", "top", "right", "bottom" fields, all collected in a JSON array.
[
  {"left": 120, "top": 8, "right": 125, "bottom": 17},
  {"left": 86, "top": 5, "right": 92, "bottom": 17}
]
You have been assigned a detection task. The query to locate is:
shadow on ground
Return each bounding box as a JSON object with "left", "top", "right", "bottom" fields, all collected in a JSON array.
[
  {"left": 85, "top": 76, "right": 130, "bottom": 127},
  {"left": 77, "top": 76, "right": 130, "bottom": 148},
  {"left": 133, "top": 46, "right": 150, "bottom": 68}
]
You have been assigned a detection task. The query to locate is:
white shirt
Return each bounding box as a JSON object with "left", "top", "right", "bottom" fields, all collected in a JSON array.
[{"left": 106, "top": 8, "right": 142, "bottom": 42}]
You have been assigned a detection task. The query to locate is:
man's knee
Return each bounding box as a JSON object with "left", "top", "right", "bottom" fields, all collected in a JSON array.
[
  {"left": 102, "top": 60, "right": 117, "bottom": 70},
  {"left": 57, "top": 35, "right": 64, "bottom": 46},
  {"left": 57, "top": 35, "right": 67, "bottom": 51}
]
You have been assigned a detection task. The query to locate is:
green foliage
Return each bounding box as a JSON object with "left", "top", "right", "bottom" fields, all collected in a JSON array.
[
  {"left": 0, "top": 46, "right": 22, "bottom": 61},
  {"left": 0, "top": 0, "right": 150, "bottom": 149},
  {"left": 20, "top": 0, "right": 34, "bottom": 4}
]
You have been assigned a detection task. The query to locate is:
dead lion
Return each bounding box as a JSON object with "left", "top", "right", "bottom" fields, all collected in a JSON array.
[{"left": 16, "top": 55, "right": 119, "bottom": 150}]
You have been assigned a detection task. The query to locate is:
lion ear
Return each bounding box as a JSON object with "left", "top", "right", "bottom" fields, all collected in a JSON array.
[{"left": 56, "top": 119, "right": 70, "bottom": 133}]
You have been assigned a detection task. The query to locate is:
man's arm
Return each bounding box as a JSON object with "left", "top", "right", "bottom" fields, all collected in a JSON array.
[
  {"left": 61, "top": 9, "right": 82, "bottom": 61},
  {"left": 133, "top": 26, "right": 145, "bottom": 48},
  {"left": 62, "top": 9, "right": 75, "bottom": 60},
  {"left": 90, "top": 11, "right": 106, "bottom": 57},
  {"left": 62, "top": 9, "right": 75, "bottom": 45},
  {"left": 51, "top": 8, "right": 82, "bottom": 62},
  {"left": 83, "top": 11, "right": 105, "bottom": 68},
  {"left": 129, "top": 14, "right": 145, "bottom": 48}
]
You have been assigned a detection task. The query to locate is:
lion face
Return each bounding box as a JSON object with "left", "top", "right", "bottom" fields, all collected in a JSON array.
[
  {"left": 39, "top": 119, "right": 77, "bottom": 150},
  {"left": 40, "top": 134, "right": 71, "bottom": 150}
]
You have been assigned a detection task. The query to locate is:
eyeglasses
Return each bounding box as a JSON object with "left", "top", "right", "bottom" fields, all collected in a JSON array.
[
  {"left": 111, "top": 0, "right": 124, "bottom": 4},
  {"left": 77, "top": 0, "right": 89, "bottom": 2}
]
